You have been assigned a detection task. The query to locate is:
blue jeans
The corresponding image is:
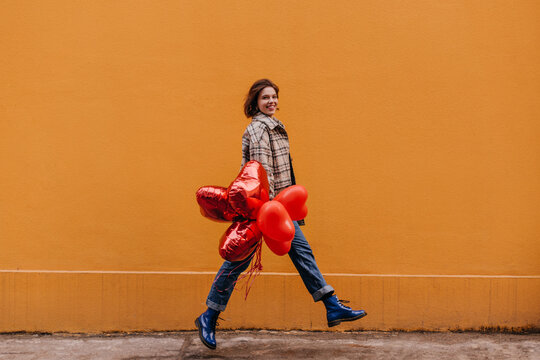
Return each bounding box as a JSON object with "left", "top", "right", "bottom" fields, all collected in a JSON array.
[{"left": 206, "top": 221, "right": 334, "bottom": 311}]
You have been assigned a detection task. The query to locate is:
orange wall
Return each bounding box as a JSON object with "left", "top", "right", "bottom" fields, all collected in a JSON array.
[{"left": 1, "top": 0, "right": 539, "bottom": 332}]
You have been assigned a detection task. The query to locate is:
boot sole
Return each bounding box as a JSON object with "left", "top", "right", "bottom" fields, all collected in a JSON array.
[
  {"left": 328, "top": 311, "right": 367, "bottom": 327},
  {"left": 195, "top": 318, "right": 216, "bottom": 350}
]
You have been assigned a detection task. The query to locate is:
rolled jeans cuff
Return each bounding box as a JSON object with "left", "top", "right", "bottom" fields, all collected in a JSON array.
[
  {"left": 206, "top": 299, "right": 227, "bottom": 312},
  {"left": 312, "top": 285, "right": 334, "bottom": 302}
]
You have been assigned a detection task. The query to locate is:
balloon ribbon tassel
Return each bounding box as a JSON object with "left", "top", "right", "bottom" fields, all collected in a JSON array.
[
  {"left": 236, "top": 240, "right": 263, "bottom": 300},
  {"left": 211, "top": 240, "right": 263, "bottom": 300}
]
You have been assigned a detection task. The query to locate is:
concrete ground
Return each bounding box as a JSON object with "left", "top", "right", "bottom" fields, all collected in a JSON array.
[{"left": 0, "top": 331, "right": 538, "bottom": 360}]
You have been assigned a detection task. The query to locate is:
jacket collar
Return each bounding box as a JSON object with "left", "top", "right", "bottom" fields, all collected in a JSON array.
[{"left": 253, "top": 112, "right": 285, "bottom": 130}]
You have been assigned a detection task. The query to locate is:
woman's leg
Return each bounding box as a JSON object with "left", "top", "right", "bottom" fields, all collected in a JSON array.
[
  {"left": 287, "top": 221, "right": 335, "bottom": 302},
  {"left": 287, "top": 222, "right": 367, "bottom": 326},
  {"left": 197, "top": 254, "right": 254, "bottom": 350},
  {"left": 206, "top": 255, "right": 253, "bottom": 311}
]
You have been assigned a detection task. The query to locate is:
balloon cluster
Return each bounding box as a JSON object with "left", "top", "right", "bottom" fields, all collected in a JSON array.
[{"left": 196, "top": 160, "right": 308, "bottom": 262}]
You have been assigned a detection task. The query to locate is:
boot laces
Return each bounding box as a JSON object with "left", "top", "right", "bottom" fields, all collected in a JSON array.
[
  {"left": 337, "top": 298, "right": 352, "bottom": 310},
  {"left": 211, "top": 315, "right": 224, "bottom": 328}
]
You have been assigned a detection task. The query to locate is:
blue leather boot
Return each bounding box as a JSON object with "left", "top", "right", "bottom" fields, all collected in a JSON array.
[
  {"left": 195, "top": 308, "right": 220, "bottom": 349},
  {"left": 323, "top": 295, "right": 367, "bottom": 327}
]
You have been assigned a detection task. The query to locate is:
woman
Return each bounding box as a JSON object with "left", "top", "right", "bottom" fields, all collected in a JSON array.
[{"left": 195, "top": 79, "right": 367, "bottom": 350}]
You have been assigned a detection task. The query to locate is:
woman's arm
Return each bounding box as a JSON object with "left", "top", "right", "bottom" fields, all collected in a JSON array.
[{"left": 249, "top": 129, "right": 275, "bottom": 198}]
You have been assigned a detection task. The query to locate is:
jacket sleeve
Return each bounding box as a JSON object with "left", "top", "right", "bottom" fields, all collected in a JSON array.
[{"left": 249, "top": 128, "right": 275, "bottom": 198}]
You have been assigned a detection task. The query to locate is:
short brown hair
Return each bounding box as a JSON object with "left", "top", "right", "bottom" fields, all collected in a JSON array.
[{"left": 243, "top": 79, "right": 279, "bottom": 118}]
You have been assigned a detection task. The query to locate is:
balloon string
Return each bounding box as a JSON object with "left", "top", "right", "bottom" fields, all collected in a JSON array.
[
  {"left": 212, "top": 240, "right": 263, "bottom": 300},
  {"left": 236, "top": 240, "right": 263, "bottom": 300},
  {"left": 212, "top": 254, "right": 253, "bottom": 293}
]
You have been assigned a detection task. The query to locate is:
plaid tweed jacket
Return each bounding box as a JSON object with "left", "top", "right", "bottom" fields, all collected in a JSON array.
[{"left": 241, "top": 113, "right": 293, "bottom": 200}]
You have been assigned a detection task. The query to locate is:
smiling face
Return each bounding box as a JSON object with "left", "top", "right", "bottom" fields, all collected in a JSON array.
[{"left": 257, "top": 86, "right": 279, "bottom": 117}]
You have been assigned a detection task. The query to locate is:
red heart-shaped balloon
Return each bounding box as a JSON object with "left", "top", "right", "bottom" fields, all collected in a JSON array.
[
  {"left": 219, "top": 220, "right": 262, "bottom": 262},
  {"left": 257, "top": 200, "right": 295, "bottom": 256},
  {"left": 263, "top": 235, "right": 292, "bottom": 256},
  {"left": 228, "top": 161, "right": 270, "bottom": 220},
  {"left": 274, "top": 185, "right": 308, "bottom": 221},
  {"left": 196, "top": 186, "right": 238, "bottom": 222}
]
